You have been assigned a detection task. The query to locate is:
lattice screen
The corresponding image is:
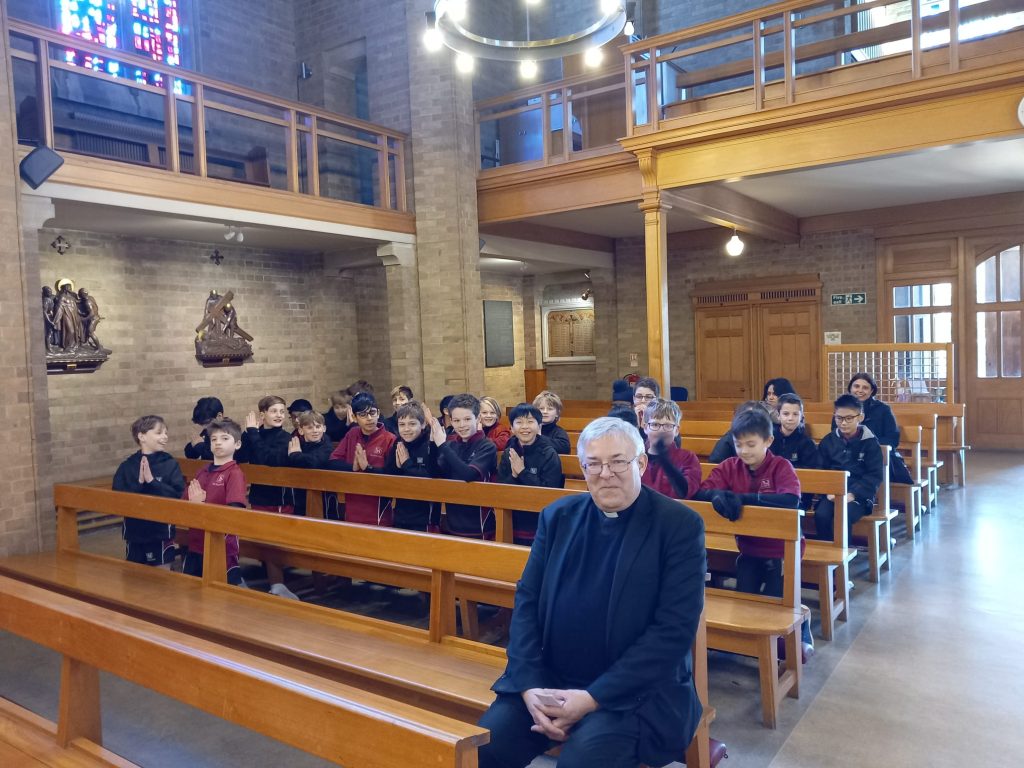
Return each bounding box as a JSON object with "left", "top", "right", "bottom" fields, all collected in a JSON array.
[{"left": 822, "top": 343, "right": 955, "bottom": 403}]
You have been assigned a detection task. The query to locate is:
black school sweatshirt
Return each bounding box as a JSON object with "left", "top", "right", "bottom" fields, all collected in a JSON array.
[
  {"left": 285, "top": 435, "right": 334, "bottom": 516},
  {"left": 385, "top": 431, "right": 440, "bottom": 530},
  {"left": 241, "top": 425, "right": 293, "bottom": 508},
  {"left": 112, "top": 450, "right": 186, "bottom": 542}
]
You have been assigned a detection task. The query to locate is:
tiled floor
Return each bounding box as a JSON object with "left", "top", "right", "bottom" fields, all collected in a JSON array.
[{"left": 1, "top": 451, "right": 1021, "bottom": 767}]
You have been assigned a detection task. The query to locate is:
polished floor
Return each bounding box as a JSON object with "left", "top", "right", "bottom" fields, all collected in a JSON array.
[{"left": 0, "top": 451, "right": 1021, "bottom": 767}]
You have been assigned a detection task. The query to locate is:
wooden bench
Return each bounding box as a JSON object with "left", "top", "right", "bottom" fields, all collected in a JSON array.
[
  {"left": 2, "top": 482, "right": 717, "bottom": 768},
  {"left": 0, "top": 573, "right": 487, "bottom": 768},
  {"left": 893, "top": 402, "right": 968, "bottom": 487}
]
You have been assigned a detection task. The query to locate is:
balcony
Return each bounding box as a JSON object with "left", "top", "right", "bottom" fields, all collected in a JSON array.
[{"left": 7, "top": 20, "right": 412, "bottom": 235}]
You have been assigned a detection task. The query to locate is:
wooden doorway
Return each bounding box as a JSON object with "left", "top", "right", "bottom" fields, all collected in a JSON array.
[
  {"left": 965, "top": 238, "right": 1024, "bottom": 449},
  {"left": 694, "top": 276, "right": 822, "bottom": 401}
]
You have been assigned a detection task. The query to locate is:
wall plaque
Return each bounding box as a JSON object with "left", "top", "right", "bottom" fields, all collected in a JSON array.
[{"left": 483, "top": 300, "right": 515, "bottom": 368}]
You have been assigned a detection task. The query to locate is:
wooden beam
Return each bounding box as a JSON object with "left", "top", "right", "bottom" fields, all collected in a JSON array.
[
  {"left": 479, "top": 221, "right": 615, "bottom": 253},
  {"left": 662, "top": 184, "right": 800, "bottom": 243}
]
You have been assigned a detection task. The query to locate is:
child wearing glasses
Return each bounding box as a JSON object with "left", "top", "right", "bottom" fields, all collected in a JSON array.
[
  {"left": 327, "top": 391, "right": 397, "bottom": 526},
  {"left": 640, "top": 399, "right": 700, "bottom": 500},
  {"left": 814, "top": 393, "right": 884, "bottom": 541},
  {"left": 631, "top": 376, "right": 660, "bottom": 436}
]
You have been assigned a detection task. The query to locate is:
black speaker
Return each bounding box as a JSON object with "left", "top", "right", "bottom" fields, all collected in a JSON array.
[{"left": 19, "top": 146, "right": 64, "bottom": 190}]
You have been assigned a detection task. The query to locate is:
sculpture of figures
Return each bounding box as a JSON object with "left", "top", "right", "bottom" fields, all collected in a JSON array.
[
  {"left": 41, "top": 286, "right": 58, "bottom": 352},
  {"left": 78, "top": 288, "right": 103, "bottom": 350},
  {"left": 51, "top": 279, "right": 84, "bottom": 352},
  {"left": 42, "top": 279, "right": 111, "bottom": 373},
  {"left": 195, "top": 289, "right": 253, "bottom": 367}
]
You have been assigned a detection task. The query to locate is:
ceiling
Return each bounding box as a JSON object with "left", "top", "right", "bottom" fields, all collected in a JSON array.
[
  {"left": 48, "top": 200, "right": 382, "bottom": 253},
  {"left": 522, "top": 136, "right": 1024, "bottom": 238}
]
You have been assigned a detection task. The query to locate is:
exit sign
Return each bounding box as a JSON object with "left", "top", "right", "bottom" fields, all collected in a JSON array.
[{"left": 831, "top": 292, "right": 867, "bottom": 305}]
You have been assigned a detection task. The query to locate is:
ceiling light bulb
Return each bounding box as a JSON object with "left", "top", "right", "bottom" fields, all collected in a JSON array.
[
  {"left": 525, "top": 0, "right": 541, "bottom": 5},
  {"left": 447, "top": 0, "right": 467, "bottom": 22},
  {"left": 519, "top": 59, "right": 538, "bottom": 78},
  {"left": 624, "top": 19, "right": 635, "bottom": 36},
  {"left": 584, "top": 47, "right": 603, "bottom": 67},
  {"left": 455, "top": 52, "right": 475, "bottom": 74},
  {"left": 223, "top": 231, "right": 233, "bottom": 241},
  {"left": 423, "top": 26, "right": 443, "bottom": 52},
  {"left": 725, "top": 232, "right": 744, "bottom": 257},
  {"left": 601, "top": 0, "right": 620, "bottom": 15},
  {"left": 235, "top": 231, "right": 244, "bottom": 244}
]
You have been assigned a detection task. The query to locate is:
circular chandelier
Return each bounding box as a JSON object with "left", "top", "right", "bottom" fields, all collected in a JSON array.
[{"left": 423, "top": 1, "right": 636, "bottom": 76}]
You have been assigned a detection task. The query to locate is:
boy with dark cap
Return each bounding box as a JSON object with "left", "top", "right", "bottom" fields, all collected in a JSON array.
[
  {"left": 184, "top": 396, "right": 223, "bottom": 460},
  {"left": 328, "top": 391, "right": 397, "bottom": 525},
  {"left": 113, "top": 415, "right": 186, "bottom": 567}
]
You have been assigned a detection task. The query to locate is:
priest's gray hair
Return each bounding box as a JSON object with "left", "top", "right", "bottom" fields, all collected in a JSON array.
[{"left": 576, "top": 416, "right": 645, "bottom": 461}]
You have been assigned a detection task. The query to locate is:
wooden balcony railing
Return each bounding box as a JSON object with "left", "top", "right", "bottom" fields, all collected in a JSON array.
[
  {"left": 475, "top": 68, "right": 627, "bottom": 173},
  {"left": 7, "top": 19, "right": 407, "bottom": 212},
  {"left": 621, "top": 0, "right": 1024, "bottom": 135}
]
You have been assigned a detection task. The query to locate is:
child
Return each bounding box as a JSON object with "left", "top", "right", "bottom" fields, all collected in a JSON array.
[
  {"left": 762, "top": 378, "right": 797, "bottom": 423},
  {"left": 497, "top": 403, "right": 564, "bottom": 544},
  {"left": 815, "top": 393, "right": 884, "bottom": 541},
  {"left": 383, "top": 385, "right": 414, "bottom": 435},
  {"left": 324, "top": 390, "right": 354, "bottom": 444},
  {"left": 774, "top": 393, "right": 819, "bottom": 470},
  {"left": 288, "top": 398, "right": 314, "bottom": 434},
  {"left": 286, "top": 410, "right": 334, "bottom": 517},
  {"left": 241, "top": 395, "right": 294, "bottom": 514},
  {"left": 432, "top": 393, "right": 497, "bottom": 538},
  {"left": 708, "top": 400, "right": 773, "bottom": 463},
  {"left": 184, "top": 396, "right": 223, "bottom": 460},
  {"left": 480, "top": 396, "right": 512, "bottom": 453},
  {"left": 641, "top": 399, "right": 700, "bottom": 500},
  {"left": 385, "top": 400, "right": 440, "bottom": 531},
  {"left": 113, "top": 415, "right": 186, "bottom": 567},
  {"left": 696, "top": 409, "right": 811, "bottom": 649},
  {"left": 532, "top": 390, "right": 570, "bottom": 455},
  {"left": 182, "top": 418, "right": 247, "bottom": 585},
  {"left": 328, "top": 391, "right": 397, "bottom": 526},
  {"left": 631, "top": 376, "right": 660, "bottom": 431},
  {"left": 439, "top": 394, "right": 456, "bottom": 436}
]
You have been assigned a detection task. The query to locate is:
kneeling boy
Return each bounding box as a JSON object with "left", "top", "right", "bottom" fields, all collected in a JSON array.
[
  {"left": 497, "top": 402, "right": 564, "bottom": 544},
  {"left": 434, "top": 394, "right": 497, "bottom": 538},
  {"left": 386, "top": 400, "right": 441, "bottom": 531},
  {"left": 182, "top": 418, "right": 248, "bottom": 586},
  {"left": 113, "top": 415, "right": 186, "bottom": 567}
]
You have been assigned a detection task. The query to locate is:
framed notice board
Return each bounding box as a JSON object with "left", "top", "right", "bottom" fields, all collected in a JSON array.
[
  {"left": 483, "top": 300, "right": 515, "bottom": 368},
  {"left": 542, "top": 304, "right": 595, "bottom": 363}
]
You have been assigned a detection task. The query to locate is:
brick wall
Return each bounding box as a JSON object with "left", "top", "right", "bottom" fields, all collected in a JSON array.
[
  {"left": 0, "top": 17, "right": 46, "bottom": 557},
  {"left": 481, "top": 271, "right": 526, "bottom": 409},
  {"left": 36, "top": 231, "right": 363, "bottom": 486},
  {"left": 610, "top": 229, "right": 878, "bottom": 394}
]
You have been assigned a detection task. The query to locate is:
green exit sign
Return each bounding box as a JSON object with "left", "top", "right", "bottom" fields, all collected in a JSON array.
[{"left": 831, "top": 292, "right": 867, "bottom": 305}]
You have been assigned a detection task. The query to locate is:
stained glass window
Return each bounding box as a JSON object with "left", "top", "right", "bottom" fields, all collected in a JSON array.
[{"left": 57, "top": 0, "right": 184, "bottom": 88}]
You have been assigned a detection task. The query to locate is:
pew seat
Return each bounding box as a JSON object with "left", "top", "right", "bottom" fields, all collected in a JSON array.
[{"left": 0, "top": 572, "right": 488, "bottom": 768}]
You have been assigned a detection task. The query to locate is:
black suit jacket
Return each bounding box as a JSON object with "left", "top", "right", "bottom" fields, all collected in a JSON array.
[{"left": 492, "top": 486, "right": 705, "bottom": 762}]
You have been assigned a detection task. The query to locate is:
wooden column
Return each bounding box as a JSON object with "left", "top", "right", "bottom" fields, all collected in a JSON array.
[{"left": 640, "top": 191, "right": 671, "bottom": 392}]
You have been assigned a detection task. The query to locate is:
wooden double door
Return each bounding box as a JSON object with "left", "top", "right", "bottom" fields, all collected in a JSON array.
[{"left": 695, "top": 299, "right": 821, "bottom": 402}]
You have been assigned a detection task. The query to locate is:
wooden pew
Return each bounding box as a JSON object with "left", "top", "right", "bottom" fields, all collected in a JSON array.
[
  {"left": 3, "top": 482, "right": 718, "bottom": 768},
  {"left": 893, "top": 402, "right": 968, "bottom": 486},
  {"left": 0, "top": 574, "right": 488, "bottom": 768}
]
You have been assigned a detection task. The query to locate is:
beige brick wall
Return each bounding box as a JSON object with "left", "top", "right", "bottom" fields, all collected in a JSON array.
[
  {"left": 481, "top": 271, "right": 526, "bottom": 409},
  {"left": 0, "top": 20, "right": 45, "bottom": 557},
  {"left": 37, "top": 230, "right": 362, "bottom": 486}
]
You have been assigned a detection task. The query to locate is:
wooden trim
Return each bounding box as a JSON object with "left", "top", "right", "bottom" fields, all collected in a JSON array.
[
  {"left": 47, "top": 58, "right": 167, "bottom": 95},
  {"left": 287, "top": 108, "right": 299, "bottom": 193},
  {"left": 193, "top": 83, "right": 208, "bottom": 179},
  {"left": 204, "top": 99, "right": 290, "bottom": 127},
  {"left": 692, "top": 273, "right": 821, "bottom": 297},
  {"left": 473, "top": 66, "right": 625, "bottom": 111},
  {"left": 57, "top": 657, "right": 101, "bottom": 748},
  {"left": 37, "top": 37, "right": 54, "bottom": 149},
  {"left": 911, "top": 0, "right": 923, "bottom": 79},
  {"left": 479, "top": 222, "right": 615, "bottom": 253},
  {"left": 661, "top": 185, "right": 799, "bottom": 243},
  {"left": 165, "top": 84, "right": 180, "bottom": 173},
  {"left": 783, "top": 12, "right": 795, "bottom": 105},
  {"left": 753, "top": 20, "right": 764, "bottom": 112},
  {"left": 949, "top": 1, "right": 961, "bottom": 73}
]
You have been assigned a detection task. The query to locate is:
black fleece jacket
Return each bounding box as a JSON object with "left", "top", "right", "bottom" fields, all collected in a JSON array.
[
  {"left": 241, "top": 425, "right": 293, "bottom": 507},
  {"left": 112, "top": 450, "right": 186, "bottom": 542}
]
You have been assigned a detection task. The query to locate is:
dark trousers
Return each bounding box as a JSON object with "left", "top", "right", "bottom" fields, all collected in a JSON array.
[
  {"left": 478, "top": 693, "right": 641, "bottom": 768},
  {"left": 813, "top": 497, "right": 872, "bottom": 542},
  {"left": 181, "top": 551, "right": 244, "bottom": 586}
]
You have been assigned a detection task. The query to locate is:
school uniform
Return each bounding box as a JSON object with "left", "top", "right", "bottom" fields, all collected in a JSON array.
[
  {"left": 241, "top": 425, "right": 294, "bottom": 512},
  {"left": 181, "top": 460, "right": 247, "bottom": 585},
  {"left": 708, "top": 431, "right": 736, "bottom": 463},
  {"left": 382, "top": 413, "right": 399, "bottom": 436},
  {"left": 642, "top": 442, "right": 701, "bottom": 500},
  {"left": 183, "top": 430, "right": 213, "bottom": 461},
  {"left": 385, "top": 431, "right": 440, "bottom": 531},
  {"left": 859, "top": 396, "right": 900, "bottom": 450},
  {"left": 773, "top": 424, "right": 819, "bottom": 510},
  {"left": 540, "top": 420, "right": 570, "bottom": 455},
  {"left": 436, "top": 431, "right": 497, "bottom": 538},
  {"left": 112, "top": 450, "right": 185, "bottom": 566},
  {"left": 699, "top": 452, "right": 801, "bottom": 598},
  {"left": 815, "top": 426, "right": 884, "bottom": 540},
  {"left": 483, "top": 422, "right": 512, "bottom": 454},
  {"left": 327, "top": 426, "right": 397, "bottom": 526},
  {"left": 285, "top": 435, "right": 334, "bottom": 516},
  {"left": 497, "top": 435, "right": 564, "bottom": 545},
  {"left": 323, "top": 409, "right": 352, "bottom": 444}
]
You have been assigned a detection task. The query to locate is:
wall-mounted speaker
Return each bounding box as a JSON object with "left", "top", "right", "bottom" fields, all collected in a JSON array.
[{"left": 19, "top": 146, "right": 64, "bottom": 190}]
